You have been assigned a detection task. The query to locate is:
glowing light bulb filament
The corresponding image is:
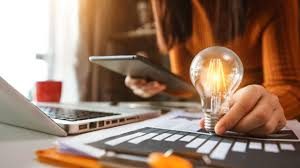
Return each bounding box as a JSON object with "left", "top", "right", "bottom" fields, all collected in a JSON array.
[
  {"left": 207, "top": 58, "right": 226, "bottom": 96},
  {"left": 189, "top": 46, "right": 243, "bottom": 132}
]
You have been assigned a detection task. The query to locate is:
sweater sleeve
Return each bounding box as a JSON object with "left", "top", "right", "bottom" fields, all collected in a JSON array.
[{"left": 261, "top": 0, "right": 300, "bottom": 119}]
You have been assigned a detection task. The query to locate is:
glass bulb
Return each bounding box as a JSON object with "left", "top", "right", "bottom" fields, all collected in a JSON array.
[{"left": 190, "top": 46, "right": 244, "bottom": 132}]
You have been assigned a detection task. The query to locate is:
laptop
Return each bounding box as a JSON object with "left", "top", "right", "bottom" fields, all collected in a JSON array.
[{"left": 0, "top": 76, "right": 161, "bottom": 136}]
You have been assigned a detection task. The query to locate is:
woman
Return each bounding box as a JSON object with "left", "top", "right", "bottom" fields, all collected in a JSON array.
[{"left": 125, "top": 0, "right": 300, "bottom": 136}]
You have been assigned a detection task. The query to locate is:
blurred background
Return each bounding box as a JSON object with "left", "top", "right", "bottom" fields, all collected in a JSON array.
[{"left": 0, "top": 0, "right": 170, "bottom": 103}]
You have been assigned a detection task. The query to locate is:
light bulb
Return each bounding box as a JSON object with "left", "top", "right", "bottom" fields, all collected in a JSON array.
[{"left": 190, "top": 46, "right": 243, "bottom": 132}]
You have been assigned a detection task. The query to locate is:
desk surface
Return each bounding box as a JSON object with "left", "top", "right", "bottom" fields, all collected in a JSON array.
[
  {"left": 0, "top": 123, "right": 59, "bottom": 168},
  {"left": 0, "top": 101, "right": 201, "bottom": 168},
  {"left": 2, "top": 114, "right": 300, "bottom": 168}
]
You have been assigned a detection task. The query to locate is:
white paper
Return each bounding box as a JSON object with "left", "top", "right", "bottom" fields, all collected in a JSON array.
[
  {"left": 152, "top": 133, "right": 172, "bottom": 141},
  {"left": 210, "top": 141, "right": 232, "bottom": 160},
  {"left": 249, "top": 142, "right": 262, "bottom": 150},
  {"left": 128, "top": 133, "right": 158, "bottom": 144},
  {"left": 197, "top": 140, "right": 219, "bottom": 154},
  {"left": 180, "top": 135, "right": 196, "bottom": 142},
  {"left": 279, "top": 143, "right": 295, "bottom": 151},
  {"left": 105, "top": 132, "right": 146, "bottom": 146},
  {"left": 58, "top": 110, "right": 300, "bottom": 158},
  {"left": 231, "top": 141, "right": 247, "bottom": 152},
  {"left": 164, "top": 134, "right": 184, "bottom": 142},
  {"left": 185, "top": 138, "right": 206, "bottom": 148},
  {"left": 264, "top": 143, "right": 279, "bottom": 153}
]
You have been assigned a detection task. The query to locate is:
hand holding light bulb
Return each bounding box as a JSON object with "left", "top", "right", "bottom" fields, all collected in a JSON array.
[{"left": 191, "top": 47, "right": 286, "bottom": 136}]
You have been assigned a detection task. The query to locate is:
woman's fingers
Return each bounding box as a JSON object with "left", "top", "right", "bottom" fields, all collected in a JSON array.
[
  {"left": 141, "top": 81, "right": 165, "bottom": 93},
  {"left": 199, "top": 118, "right": 205, "bottom": 128},
  {"left": 125, "top": 76, "right": 166, "bottom": 98},
  {"left": 137, "top": 81, "right": 166, "bottom": 98},
  {"left": 125, "top": 76, "right": 146, "bottom": 89},
  {"left": 215, "top": 85, "right": 263, "bottom": 135},
  {"left": 274, "top": 107, "right": 287, "bottom": 132},
  {"left": 213, "top": 85, "right": 286, "bottom": 136},
  {"left": 247, "top": 113, "right": 280, "bottom": 136},
  {"left": 275, "top": 118, "right": 286, "bottom": 132},
  {"left": 231, "top": 94, "right": 274, "bottom": 133},
  {"left": 232, "top": 93, "right": 285, "bottom": 135}
]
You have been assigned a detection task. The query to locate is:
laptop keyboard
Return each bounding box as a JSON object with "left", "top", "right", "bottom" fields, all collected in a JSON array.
[{"left": 39, "top": 106, "right": 119, "bottom": 121}]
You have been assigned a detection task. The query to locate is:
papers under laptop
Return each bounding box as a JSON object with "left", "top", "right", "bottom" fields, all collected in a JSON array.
[
  {"left": 59, "top": 111, "right": 300, "bottom": 168},
  {"left": 0, "top": 76, "right": 160, "bottom": 136}
]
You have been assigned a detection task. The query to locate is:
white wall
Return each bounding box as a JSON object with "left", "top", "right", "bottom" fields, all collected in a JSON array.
[{"left": 0, "top": 0, "right": 80, "bottom": 102}]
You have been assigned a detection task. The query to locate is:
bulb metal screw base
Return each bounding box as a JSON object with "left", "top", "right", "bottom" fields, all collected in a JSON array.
[{"left": 204, "top": 112, "right": 223, "bottom": 133}]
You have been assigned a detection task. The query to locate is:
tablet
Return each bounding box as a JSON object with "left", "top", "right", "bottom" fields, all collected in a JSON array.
[{"left": 89, "top": 55, "right": 196, "bottom": 93}]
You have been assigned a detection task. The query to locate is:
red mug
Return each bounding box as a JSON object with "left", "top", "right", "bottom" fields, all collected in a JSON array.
[{"left": 36, "top": 81, "right": 62, "bottom": 102}]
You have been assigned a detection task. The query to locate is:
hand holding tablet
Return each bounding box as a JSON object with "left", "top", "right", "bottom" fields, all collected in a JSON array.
[
  {"left": 89, "top": 55, "right": 196, "bottom": 98},
  {"left": 124, "top": 76, "right": 166, "bottom": 98}
]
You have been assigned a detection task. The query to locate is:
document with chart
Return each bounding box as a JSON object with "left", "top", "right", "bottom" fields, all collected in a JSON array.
[{"left": 60, "top": 111, "right": 300, "bottom": 168}]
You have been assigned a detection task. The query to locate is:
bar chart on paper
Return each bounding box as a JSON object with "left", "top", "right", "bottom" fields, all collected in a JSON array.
[{"left": 88, "top": 127, "right": 300, "bottom": 168}]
